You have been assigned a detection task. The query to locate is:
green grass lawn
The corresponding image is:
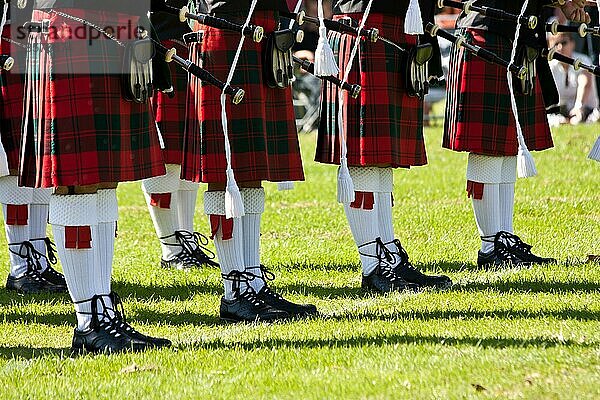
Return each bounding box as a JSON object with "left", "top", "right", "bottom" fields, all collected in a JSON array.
[{"left": 0, "top": 125, "right": 599, "bottom": 399}]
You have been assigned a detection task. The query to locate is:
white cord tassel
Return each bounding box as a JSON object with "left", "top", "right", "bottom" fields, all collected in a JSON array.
[
  {"left": 507, "top": 0, "right": 536, "bottom": 178},
  {"left": 314, "top": 0, "right": 339, "bottom": 76},
  {"left": 589, "top": 136, "right": 600, "bottom": 161},
  {"left": 405, "top": 0, "right": 424, "bottom": 35},
  {"left": 225, "top": 168, "right": 244, "bottom": 217},
  {"left": 337, "top": 158, "right": 354, "bottom": 203},
  {"left": 335, "top": 0, "right": 375, "bottom": 203},
  {"left": 517, "top": 133, "right": 538, "bottom": 177},
  {"left": 277, "top": 181, "right": 294, "bottom": 191},
  {"left": 218, "top": 0, "right": 260, "bottom": 218}
]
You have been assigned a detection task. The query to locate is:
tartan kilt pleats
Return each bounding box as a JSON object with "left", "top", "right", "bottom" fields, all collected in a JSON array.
[
  {"left": 153, "top": 39, "right": 188, "bottom": 165},
  {"left": 443, "top": 29, "right": 553, "bottom": 156},
  {"left": 315, "top": 13, "right": 426, "bottom": 168},
  {"left": 19, "top": 8, "right": 165, "bottom": 188},
  {"left": 181, "top": 11, "right": 305, "bottom": 184},
  {"left": 0, "top": 26, "right": 26, "bottom": 172}
]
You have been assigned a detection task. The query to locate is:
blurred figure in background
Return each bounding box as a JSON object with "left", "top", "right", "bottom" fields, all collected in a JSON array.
[
  {"left": 292, "top": 0, "right": 332, "bottom": 133},
  {"left": 547, "top": 32, "right": 599, "bottom": 125}
]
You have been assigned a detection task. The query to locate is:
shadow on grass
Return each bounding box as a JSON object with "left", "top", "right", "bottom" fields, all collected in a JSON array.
[
  {"left": 0, "top": 346, "right": 71, "bottom": 359},
  {"left": 455, "top": 280, "right": 600, "bottom": 293},
  {"left": 183, "top": 332, "right": 596, "bottom": 352},
  {"left": 112, "top": 280, "right": 223, "bottom": 300},
  {"left": 324, "top": 307, "right": 600, "bottom": 322}
]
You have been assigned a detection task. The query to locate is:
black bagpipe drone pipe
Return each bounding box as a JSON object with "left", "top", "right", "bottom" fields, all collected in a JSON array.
[
  {"left": 292, "top": 56, "right": 361, "bottom": 98},
  {"left": 281, "top": 11, "right": 379, "bottom": 43},
  {"left": 437, "top": 0, "right": 539, "bottom": 30},
  {"left": 152, "top": 1, "right": 264, "bottom": 43},
  {"left": 546, "top": 20, "right": 600, "bottom": 37},
  {"left": 541, "top": 46, "right": 600, "bottom": 77},
  {"left": 425, "top": 23, "right": 528, "bottom": 79},
  {"left": 152, "top": 40, "right": 245, "bottom": 104}
]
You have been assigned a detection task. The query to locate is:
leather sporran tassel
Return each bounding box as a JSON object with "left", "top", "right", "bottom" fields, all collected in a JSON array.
[
  {"left": 314, "top": 0, "right": 339, "bottom": 76},
  {"left": 405, "top": 0, "right": 424, "bottom": 35}
]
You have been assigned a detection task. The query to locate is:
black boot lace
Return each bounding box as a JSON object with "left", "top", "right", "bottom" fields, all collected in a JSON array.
[
  {"left": 359, "top": 238, "right": 404, "bottom": 282},
  {"left": 387, "top": 239, "right": 419, "bottom": 273},
  {"left": 107, "top": 291, "right": 149, "bottom": 339},
  {"left": 160, "top": 230, "right": 218, "bottom": 267},
  {"left": 246, "top": 265, "right": 284, "bottom": 301},
  {"left": 31, "top": 237, "right": 63, "bottom": 278},
  {"left": 9, "top": 240, "right": 48, "bottom": 278},
  {"left": 75, "top": 295, "right": 124, "bottom": 339},
  {"left": 481, "top": 233, "right": 518, "bottom": 263},
  {"left": 221, "top": 270, "right": 266, "bottom": 307},
  {"left": 496, "top": 231, "right": 533, "bottom": 256}
]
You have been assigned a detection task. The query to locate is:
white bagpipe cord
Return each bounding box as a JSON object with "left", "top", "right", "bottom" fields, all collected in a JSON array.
[
  {"left": 507, "top": 0, "right": 537, "bottom": 178},
  {"left": 337, "top": 0, "right": 375, "bottom": 203},
  {"left": 277, "top": 0, "right": 306, "bottom": 191},
  {"left": 405, "top": 0, "right": 424, "bottom": 35},
  {"left": 590, "top": 1, "right": 600, "bottom": 161},
  {"left": 0, "top": 1, "right": 11, "bottom": 176},
  {"left": 314, "top": 0, "right": 339, "bottom": 76},
  {"left": 220, "top": 0, "right": 259, "bottom": 218}
]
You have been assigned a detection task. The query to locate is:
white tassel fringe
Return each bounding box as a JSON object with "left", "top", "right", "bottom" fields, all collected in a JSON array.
[
  {"left": 337, "top": 159, "right": 355, "bottom": 204},
  {"left": 277, "top": 181, "right": 295, "bottom": 191},
  {"left": 405, "top": 0, "right": 424, "bottom": 35},
  {"left": 517, "top": 145, "right": 537, "bottom": 178},
  {"left": 314, "top": 27, "right": 339, "bottom": 76},
  {"left": 225, "top": 168, "right": 245, "bottom": 218},
  {"left": 589, "top": 136, "right": 600, "bottom": 161}
]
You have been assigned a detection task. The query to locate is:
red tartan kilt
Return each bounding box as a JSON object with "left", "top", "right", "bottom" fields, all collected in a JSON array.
[
  {"left": 181, "top": 11, "right": 304, "bottom": 183},
  {"left": 443, "top": 29, "right": 553, "bottom": 156},
  {"left": 152, "top": 40, "right": 188, "bottom": 165},
  {"left": 0, "top": 26, "right": 26, "bottom": 172},
  {"left": 315, "top": 13, "right": 426, "bottom": 168},
  {"left": 19, "top": 9, "right": 165, "bottom": 188}
]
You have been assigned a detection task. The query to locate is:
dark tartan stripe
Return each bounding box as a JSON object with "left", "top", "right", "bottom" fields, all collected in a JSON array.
[
  {"left": 19, "top": 9, "right": 165, "bottom": 188},
  {"left": 315, "top": 13, "right": 426, "bottom": 168},
  {"left": 0, "top": 26, "right": 26, "bottom": 172},
  {"left": 153, "top": 40, "right": 188, "bottom": 165},
  {"left": 181, "top": 11, "right": 304, "bottom": 183},
  {"left": 443, "top": 28, "right": 553, "bottom": 156}
]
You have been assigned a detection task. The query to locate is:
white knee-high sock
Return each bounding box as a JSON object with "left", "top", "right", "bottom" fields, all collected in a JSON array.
[
  {"left": 29, "top": 203, "right": 49, "bottom": 272},
  {"left": 377, "top": 192, "right": 395, "bottom": 244},
  {"left": 29, "top": 188, "right": 52, "bottom": 272},
  {"left": 471, "top": 184, "right": 500, "bottom": 253},
  {"left": 143, "top": 192, "right": 178, "bottom": 260},
  {"left": 499, "top": 183, "right": 515, "bottom": 234},
  {"left": 205, "top": 191, "right": 245, "bottom": 300},
  {"left": 177, "top": 179, "right": 200, "bottom": 232},
  {"left": 50, "top": 194, "right": 99, "bottom": 331},
  {"left": 344, "top": 198, "right": 380, "bottom": 275},
  {"left": 0, "top": 176, "right": 34, "bottom": 277},
  {"left": 142, "top": 165, "right": 181, "bottom": 260},
  {"left": 2, "top": 204, "right": 29, "bottom": 277},
  {"left": 241, "top": 188, "right": 265, "bottom": 292},
  {"left": 97, "top": 189, "right": 118, "bottom": 295}
]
